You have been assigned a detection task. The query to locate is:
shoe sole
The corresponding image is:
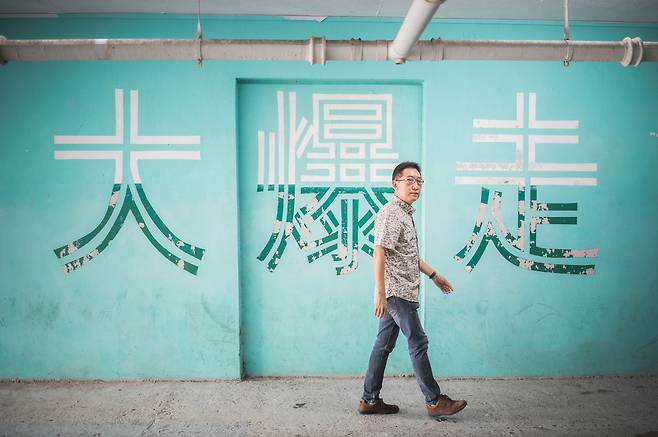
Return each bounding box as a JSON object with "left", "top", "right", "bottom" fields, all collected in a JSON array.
[
  {"left": 427, "top": 400, "right": 467, "bottom": 417},
  {"left": 359, "top": 409, "right": 399, "bottom": 415}
]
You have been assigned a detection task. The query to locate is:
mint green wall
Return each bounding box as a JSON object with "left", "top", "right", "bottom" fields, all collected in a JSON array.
[{"left": 1, "top": 16, "right": 657, "bottom": 379}]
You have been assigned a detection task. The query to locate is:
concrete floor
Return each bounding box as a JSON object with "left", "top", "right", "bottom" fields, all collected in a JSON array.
[{"left": 1, "top": 376, "right": 657, "bottom": 436}]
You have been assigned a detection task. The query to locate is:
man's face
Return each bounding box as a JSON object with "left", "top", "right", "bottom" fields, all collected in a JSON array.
[{"left": 393, "top": 167, "right": 423, "bottom": 204}]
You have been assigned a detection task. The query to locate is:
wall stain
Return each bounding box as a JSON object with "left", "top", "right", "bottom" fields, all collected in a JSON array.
[
  {"left": 27, "top": 301, "right": 60, "bottom": 328},
  {"left": 201, "top": 294, "right": 233, "bottom": 334}
]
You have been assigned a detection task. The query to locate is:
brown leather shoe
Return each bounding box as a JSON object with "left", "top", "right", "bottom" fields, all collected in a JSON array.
[
  {"left": 358, "top": 398, "right": 400, "bottom": 414},
  {"left": 426, "top": 394, "right": 467, "bottom": 417}
]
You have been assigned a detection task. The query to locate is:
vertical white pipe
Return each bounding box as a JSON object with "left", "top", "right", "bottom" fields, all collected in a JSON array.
[
  {"left": 563, "top": 0, "right": 570, "bottom": 41},
  {"left": 389, "top": 0, "right": 446, "bottom": 63}
]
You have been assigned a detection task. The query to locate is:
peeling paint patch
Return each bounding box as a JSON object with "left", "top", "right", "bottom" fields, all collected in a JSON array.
[
  {"left": 109, "top": 190, "right": 120, "bottom": 207},
  {"left": 55, "top": 186, "right": 203, "bottom": 276},
  {"left": 258, "top": 185, "right": 392, "bottom": 275},
  {"left": 455, "top": 185, "right": 597, "bottom": 275}
]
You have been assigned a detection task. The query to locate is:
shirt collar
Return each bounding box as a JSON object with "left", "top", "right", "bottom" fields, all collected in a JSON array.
[{"left": 392, "top": 194, "right": 415, "bottom": 215}]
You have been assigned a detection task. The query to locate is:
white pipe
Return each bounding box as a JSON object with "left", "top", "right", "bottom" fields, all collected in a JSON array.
[
  {"left": 389, "top": 0, "right": 446, "bottom": 64},
  {"left": 563, "top": 0, "right": 570, "bottom": 41},
  {"left": 0, "top": 37, "right": 656, "bottom": 65}
]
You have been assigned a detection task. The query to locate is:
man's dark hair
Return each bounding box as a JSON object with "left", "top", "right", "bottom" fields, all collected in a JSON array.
[{"left": 392, "top": 161, "right": 421, "bottom": 181}]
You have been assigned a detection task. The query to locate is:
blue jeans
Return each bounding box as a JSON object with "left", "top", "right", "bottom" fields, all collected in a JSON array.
[{"left": 362, "top": 296, "right": 442, "bottom": 405}]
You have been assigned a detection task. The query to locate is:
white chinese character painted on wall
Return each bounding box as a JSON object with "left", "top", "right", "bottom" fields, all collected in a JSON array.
[
  {"left": 53, "top": 89, "right": 205, "bottom": 275},
  {"left": 454, "top": 92, "right": 598, "bottom": 274},
  {"left": 256, "top": 91, "right": 401, "bottom": 275}
]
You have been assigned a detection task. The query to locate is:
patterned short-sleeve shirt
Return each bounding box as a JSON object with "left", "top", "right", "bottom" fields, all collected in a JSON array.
[{"left": 373, "top": 195, "right": 420, "bottom": 302}]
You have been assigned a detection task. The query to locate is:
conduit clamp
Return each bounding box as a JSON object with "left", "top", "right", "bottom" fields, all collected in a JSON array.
[
  {"left": 350, "top": 38, "right": 363, "bottom": 62},
  {"left": 631, "top": 37, "right": 643, "bottom": 67},
  {"left": 562, "top": 0, "right": 571, "bottom": 67},
  {"left": 621, "top": 36, "right": 643, "bottom": 67},
  {"left": 621, "top": 37, "right": 634, "bottom": 66},
  {"left": 0, "top": 35, "right": 7, "bottom": 66},
  {"left": 563, "top": 40, "right": 573, "bottom": 67},
  {"left": 431, "top": 37, "right": 444, "bottom": 61},
  {"left": 308, "top": 36, "right": 326, "bottom": 65},
  {"left": 195, "top": 33, "right": 203, "bottom": 67},
  {"left": 195, "top": 0, "right": 203, "bottom": 67}
]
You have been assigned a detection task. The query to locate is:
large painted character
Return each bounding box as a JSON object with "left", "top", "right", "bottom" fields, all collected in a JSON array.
[
  {"left": 52, "top": 89, "right": 205, "bottom": 275},
  {"left": 256, "top": 91, "right": 400, "bottom": 275},
  {"left": 454, "top": 92, "right": 598, "bottom": 274}
]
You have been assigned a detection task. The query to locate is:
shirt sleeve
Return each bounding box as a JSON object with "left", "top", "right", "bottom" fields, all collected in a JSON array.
[{"left": 374, "top": 208, "right": 402, "bottom": 250}]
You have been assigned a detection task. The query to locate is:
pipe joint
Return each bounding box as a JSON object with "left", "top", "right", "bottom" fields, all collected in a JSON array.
[{"left": 308, "top": 36, "right": 326, "bottom": 65}]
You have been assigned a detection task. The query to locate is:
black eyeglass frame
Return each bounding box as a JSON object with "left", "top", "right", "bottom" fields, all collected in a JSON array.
[{"left": 394, "top": 177, "right": 425, "bottom": 186}]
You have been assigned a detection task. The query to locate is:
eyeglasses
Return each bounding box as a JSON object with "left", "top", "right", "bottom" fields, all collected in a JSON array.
[{"left": 395, "top": 177, "right": 425, "bottom": 186}]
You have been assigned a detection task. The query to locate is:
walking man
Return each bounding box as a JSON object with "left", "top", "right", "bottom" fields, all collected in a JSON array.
[{"left": 358, "top": 161, "right": 467, "bottom": 417}]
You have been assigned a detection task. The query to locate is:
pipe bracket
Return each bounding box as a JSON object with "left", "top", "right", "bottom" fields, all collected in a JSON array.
[
  {"left": 621, "top": 37, "right": 634, "bottom": 66},
  {"left": 631, "top": 37, "right": 643, "bottom": 66},
  {"left": 0, "top": 35, "right": 7, "bottom": 66},
  {"left": 376, "top": 40, "right": 389, "bottom": 62},
  {"left": 195, "top": 35, "right": 203, "bottom": 66},
  {"left": 308, "top": 36, "right": 326, "bottom": 65},
  {"left": 350, "top": 38, "right": 363, "bottom": 61},
  {"left": 431, "top": 37, "right": 444, "bottom": 61},
  {"left": 563, "top": 40, "right": 573, "bottom": 67}
]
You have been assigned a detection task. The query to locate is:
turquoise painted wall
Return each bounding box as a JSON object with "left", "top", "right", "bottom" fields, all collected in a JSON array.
[{"left": 1, "top": 16, "right": 657, "bottom": 379}]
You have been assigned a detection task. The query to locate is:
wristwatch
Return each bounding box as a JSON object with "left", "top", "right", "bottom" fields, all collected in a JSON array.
[{"left": 429, "top": 271, "right": 436, "bottom": 280}]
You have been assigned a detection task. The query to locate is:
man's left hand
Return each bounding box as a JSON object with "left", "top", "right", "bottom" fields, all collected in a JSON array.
[{"left": 432, "top": 274, "right": 454, "bottom": 294}]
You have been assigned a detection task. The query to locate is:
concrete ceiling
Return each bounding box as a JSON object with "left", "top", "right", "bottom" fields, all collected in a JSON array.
[{"left": 0, "top": 0, "right": 657, "bottom": 24}]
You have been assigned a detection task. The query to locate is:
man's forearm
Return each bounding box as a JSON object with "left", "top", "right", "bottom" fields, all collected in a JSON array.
[{"left": 419, "top": 258, "right": 435, "bottom": 277}]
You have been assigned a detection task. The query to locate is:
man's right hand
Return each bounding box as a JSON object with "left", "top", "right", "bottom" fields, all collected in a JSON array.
[{"left": 374, "top": 292, "right": 387, "bottom": 319}]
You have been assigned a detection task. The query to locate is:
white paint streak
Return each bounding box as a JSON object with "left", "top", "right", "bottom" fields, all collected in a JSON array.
[
  {"left": 54, "top": 150, "right": 123, "bottom": 184},
  {"left": 268, "top": 132, "right": 276, "bottom": 185},
  {"left": 455, "top": 177, "right": 525, "bottom": 186},
  {"left": 339, "top": 163, "right": 366, "bottom": 182},
  {"left": 257, "top": 130, "right": 265, "bottom": 186},
  {"left": 519, "top": 259, "right": 534, "bottom": 270},
  {"left": 277, "top": 91, "right": 285, "bottom": 185},
  {"left": 337, "top": 244, "right": 348, "bottom": 260},
  {"left": 109, "top": 191, "right": 120, "bottom": 207},
  {"left": 492, "top": 192, "right": 509, "bottom": 236},
  {"left": 564, "top": 248, "right": 599, "bottom": 258},
  {"left": 300, "top": 163, "right": 336, "bottom": 182},
  {"left": 456, "top": 134, "right": 523, "bottom": 171},
  {"left": 369, "top": 163, "right": 396, "bottom": 182},
  {"left": 529, "top": 177, "right": 597, "bottom": 186}
]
